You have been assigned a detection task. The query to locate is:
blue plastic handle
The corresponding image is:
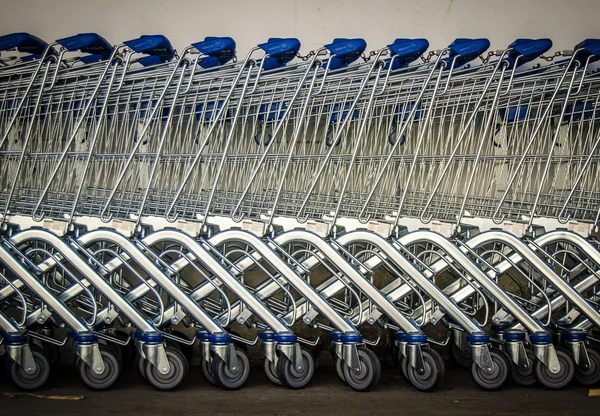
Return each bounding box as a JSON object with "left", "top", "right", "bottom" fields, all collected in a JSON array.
[
  {"left": 574, "top": 39, "right": 600, "bottom": 63},
  {"left": 57, "top": 33, "right": 112, "bottom": 57},
  {"left": 258, "top": 38, "right": 301, "bottom": 57},
  {"left": 447, "top": 38, "right": 490, "bottom": 67},
  {"left": 324, "top": 38, "right": 367, "bottom": 69},
  {"left": 0, "top": 32, "right": 49, "bottom": 55},
  {"left": 506, "top": 38, "right": 552, "bottom": 67},
  {"left": 124, "top": 35, "right": 175, "bottom": 62},
  {"left": 388, "top": 38, "right": 429, "bottom": 66},
  {"left": 192, "top": 36, "right": 236, "bottom": 68},
  {"left": 258, "top": 38, "right": 301, "bottom": 70}
]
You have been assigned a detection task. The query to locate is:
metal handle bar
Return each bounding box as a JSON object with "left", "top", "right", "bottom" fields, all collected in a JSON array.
[
  {"left": 491, "top": 48, "right": 586, "bottom": 224},
  {"left": 231, "top": 49, "right": 326, "bottom": 224},
  {"left": 31, "top": 48, "right": 124, "bottom": 222},
  {"left": 99, "top": 46, "right": 195, "bottom": 222},
  {"left": 164, "top": 46, "right": 263, "bottom": 223},
  {"left": 416, "top": 49, "right": 513, "bottom": 227},
  {"left": 357, "top": 49, "right": 450, "bottom": 224}
]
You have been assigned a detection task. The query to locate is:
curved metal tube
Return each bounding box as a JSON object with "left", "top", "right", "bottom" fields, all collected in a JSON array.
[
  {"left": 396, "top": 230, "right": 547, "bottom": 333},
  {"left": 208, "top": 229, "right": 356, "bottom": 333},
  {"left": 8, "top": 229, "right": 157, "bottom": 333}
]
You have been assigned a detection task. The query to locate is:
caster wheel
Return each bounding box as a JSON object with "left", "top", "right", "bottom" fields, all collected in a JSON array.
[
  {"left": 404, "top": 348, "right": 444, "bottom": 392},
  {"left": 212, "top": 347, "right": 250, "bottom": 390},
  {"left": 471, "top": 347, "right": 512, "bottom": 391},
  {"left": 575, "top": 346, "right": 600, "bottom": 386},
  {"left": 77, "top": 346, "right": 122, "bottom": 391},
  {"left": 115, "top": 330, "right": 136, "bottom": 368},
  {"left": 101, "top": 341, "right": 122, "bottom": 361},
  {"left": 170, "top": 331, "right": 194, "bottom": 364},
  {"left": 535, "top": 346, "right": 575, "bottom": 390},
  {"left": 136, "top": 354, "right": 147, "bottom": 381},
  {"left": 6, "top": 345, "right": 50, "bottom": 390},
  {"left": 201, "top": 358, "right": 218, "bottom": 386},
  {"left": 276, "top": 348, "right": 314, "bottom": 389},
  {"left": 398, "top": 355, "right": 409, "bottom": 380},
  {"left": 342, "top": 347, "right": 381, "bottom": 392},
  {"left": 391, "top": 341, "right": 400, "bottom": 366},
  {"left": 42, "top": 343, "right": 61, "bottom": 367},
  {"left": 451, "top": 342, "right": 472, "bottom": 368},
  {"left": 334, "top": 356, "right": 348, "bottom": 385},
  {"left": 263, "top": 358, "right": 284, "bottom": 386},
  {"left": 512, "top": 348, "right": 537, "bottom": 387},
  {"left": 144, "top": 346, "right": 189, "bottom": 391}
]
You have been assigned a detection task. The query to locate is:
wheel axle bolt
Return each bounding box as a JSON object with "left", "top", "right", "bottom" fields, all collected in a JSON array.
[
  {"left": 552, "top": 367, "right": 558, "bottom": 372},
  {"left": 96, "top": 367, "right": 102, "bottom": 372}
]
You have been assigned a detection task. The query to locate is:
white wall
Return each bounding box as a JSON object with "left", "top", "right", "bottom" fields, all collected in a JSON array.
[{"left": 0, "top": 0, "right": 597, "bottom": 56}]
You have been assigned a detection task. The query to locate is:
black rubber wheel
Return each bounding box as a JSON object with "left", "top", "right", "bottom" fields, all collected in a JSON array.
[
  {"left": 276, "top": 349, "right": 314, "bottom": 389},
  {"left": 170, "top": 331, "right": 194, "bottom": 364},
  {"left": 136, "top": 354, "right": 147, "bottom": 381},
  {"left": 115, "top": 330, "right": 136, "bottom": 368},
  {"left": 201, "top": 358, "right": 218, "bottom": 386},
  {"left": 470, "top": 347, "right": 512, "bottom": 391},
  {"left": 512, "top": 348, "right": 537, "bottom": 387},
  {"left": 398, "top": 355, "right": 409, "bottom": 380},
  {"left": 342, "top": 347, "right": 381, "bottom": 392},
  {"left": 144, "top": 346, "right": 189, "bottom": 391},
  {"left": 77, "top": 346, "right": 122, "bottom": 391},
  {"left": 451, "top": 342, "right": 472, "bottom": 368},
  {"left": 212, "top": 347, "right": 250, "bottom": 390},
  {"left": 404, "top": 348, "right": 444, "bottom": 392},
  {"left": 535, "top": 346, "right": 575, "bottom": 390},
  {"left": 101, "top": 340, "right": 122, "bottom": 361},
  {"left": 263, "top": 358, "right": 284, "bottom": 386},
  {"left": 575, "top": 346, "right": 600, "bottom": 386},
  {"left": 334, "top": 356, "right": 348, "bottom": 385},
  {"left": 42, "top": 343, "right": 61, "bottom": 367},
  {"left": 6, "top": 345, "right": 51, "bottom": 390}
]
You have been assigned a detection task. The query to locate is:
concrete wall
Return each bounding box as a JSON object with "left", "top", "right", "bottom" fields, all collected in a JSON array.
[{"left": 0, "top": 0, "right": 597, "bottom": 56}]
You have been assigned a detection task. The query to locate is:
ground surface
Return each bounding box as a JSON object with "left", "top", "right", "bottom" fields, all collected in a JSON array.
[{"left": 1, "top": 360, "right": 599, "bottom": 416}]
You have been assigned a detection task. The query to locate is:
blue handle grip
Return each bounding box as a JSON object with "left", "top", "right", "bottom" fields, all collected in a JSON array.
[
  {"left": 506, "top": 38, "right": 552, "bottom": 67},
  {"left": 258, "top": 38, "right": 301, "bottom": 57},
  {"left": 324, "top": 38, "right": 367, "bottom": 69},
  {"left": 57, "top": 33, "right": 112, "bottom": 57},
  {"left": 447, "top": 38, "right": 490, "bottom": 67},
  {"left": 192, "top": 37, "right": 236, "bottom": 68},
  {"left": 124, "top": 35, "right": 174, "bottom": 62},
  {"left": 574, "top": 39, "right": 600, "bottom": 63},
  {"left": 0, "top": 32, "right": 49, "bottom": 55},
  {"left": 388, "top": 38, "right": 429, "bottom": 66}
]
